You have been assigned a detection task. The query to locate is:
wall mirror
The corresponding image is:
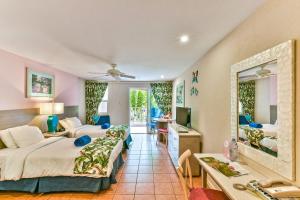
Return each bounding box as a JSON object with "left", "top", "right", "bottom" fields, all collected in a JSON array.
[{"left": 231, "top": 40, "right": 295, "bottom": 180}]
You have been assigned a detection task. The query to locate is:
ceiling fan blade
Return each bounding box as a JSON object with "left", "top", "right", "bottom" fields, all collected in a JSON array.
[
  {"left": 88, "top": 72, "right": 108, "bottom": 75},
  {"left": 120, "top": 74, "right": 136, "bottom": 79}
]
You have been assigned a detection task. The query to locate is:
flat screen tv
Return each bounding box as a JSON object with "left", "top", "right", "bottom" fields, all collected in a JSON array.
[{"left": 176, "top": 107, "right": 191, "bottom": 128}]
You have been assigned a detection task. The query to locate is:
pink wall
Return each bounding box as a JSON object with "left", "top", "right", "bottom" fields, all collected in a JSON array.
[{"left": 0, "top": 49, "right": 83, "bottom": 110}]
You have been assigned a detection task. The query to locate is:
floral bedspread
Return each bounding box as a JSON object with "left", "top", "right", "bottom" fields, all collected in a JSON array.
[
  {"left": 241, "top": 126, "right": 264, "bottom": 147},
  {"left": 74, "top": 137, "right": 120, "bottom": 175},
  {"left": 106, "top": 125, "right": 128, "bottom": 140}
]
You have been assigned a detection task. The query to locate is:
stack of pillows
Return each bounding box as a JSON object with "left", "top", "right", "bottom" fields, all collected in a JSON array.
[
  {"left": 0, "top": 125, "right": 44, "bottom": 149},
  {"left": 59, "top": 117, "right": 83, "bottom": 130}
]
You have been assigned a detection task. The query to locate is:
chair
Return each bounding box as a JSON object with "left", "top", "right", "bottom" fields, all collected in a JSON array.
[
  {"left": 177, "top": 150, "right": 229, "bottom": 200},
  {"left": 156, "top": 128, "right": 168, "bottom": 146}
]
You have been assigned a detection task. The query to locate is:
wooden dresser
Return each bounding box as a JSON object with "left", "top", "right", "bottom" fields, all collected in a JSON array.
[{"left": 167, "top": 123, "right": 202, "bottom": 176}]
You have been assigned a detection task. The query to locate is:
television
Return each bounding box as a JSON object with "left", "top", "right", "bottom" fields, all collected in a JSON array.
[{"left": 176, "top": 107, "right": 191, "bottom": 128}]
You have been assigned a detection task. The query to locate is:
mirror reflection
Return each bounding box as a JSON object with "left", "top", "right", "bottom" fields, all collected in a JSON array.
[{"left": 238, "top": 61, "right": 278, "bottom": 157}]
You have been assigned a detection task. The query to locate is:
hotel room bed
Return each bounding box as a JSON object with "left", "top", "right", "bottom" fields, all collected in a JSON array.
[
  {"left": 60, "top": 117, "right": 132, "bottom": 149},
  {"left": 239, "top": 124, "right": 278, "bottom": 156},
  {"left": 0, "top": 136, "right": 124, "bottom": 193}
]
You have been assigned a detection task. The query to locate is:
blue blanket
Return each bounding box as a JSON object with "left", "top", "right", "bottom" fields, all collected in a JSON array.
[{"left": 74, "top": 135, "right": 91, "bottom": 147}]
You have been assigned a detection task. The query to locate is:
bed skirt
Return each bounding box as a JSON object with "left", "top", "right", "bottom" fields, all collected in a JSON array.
[
  {"left": 124, "top": 133, "right": 133, "bottom": 149},
  {"left": 0, "top": 153, "right": 124, "bottom": 193}
]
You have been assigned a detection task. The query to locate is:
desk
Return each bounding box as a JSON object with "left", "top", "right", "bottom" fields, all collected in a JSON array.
[{"left": 194, "top": 153, "right": 290, "bottom": 200}]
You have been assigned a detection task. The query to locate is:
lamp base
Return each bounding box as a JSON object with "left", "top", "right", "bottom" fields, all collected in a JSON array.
[{"left": 47, "top": 115, "right": 59, "bottom": 133}]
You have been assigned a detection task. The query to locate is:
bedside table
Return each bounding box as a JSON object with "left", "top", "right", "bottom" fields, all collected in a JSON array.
[{"left": 43, "top": 131, "right": 69, "bottom": 138}]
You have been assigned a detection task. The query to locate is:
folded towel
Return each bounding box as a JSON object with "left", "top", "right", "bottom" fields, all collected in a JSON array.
[
  {"left": 101, "top": 123, "right": 111, "bottom": 129},
  {"left": 249, "top": 122, "right": 263, "bottom": 128},
  {"left": 74, "top": 135, "right": 91, "bottom": 147}
]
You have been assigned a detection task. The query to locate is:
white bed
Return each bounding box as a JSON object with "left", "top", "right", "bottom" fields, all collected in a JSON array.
[
  {"left": 60, "top": 117, "right": 129, "bottom": 140},
  {"left": 0, "top": 136, "right": 123, "bottom": 181},
  {"left": 238, "top": 123, "right": 278, "bottom": 153},
  {"left": 239, "top": 123, "right": 278, "bottom": 139},
  {"left": 68, "top": 124, "right": 129, "bottom": 140}
]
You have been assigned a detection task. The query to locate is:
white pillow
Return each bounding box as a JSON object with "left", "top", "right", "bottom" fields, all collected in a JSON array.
[
  {"left": 0, "top": 129, "right": 18, "bottom": 148},
  {"left": 9, "top": 126, "right": 44, "bottom": 148},
  {"left": 65, "top": 117, "right": 82, "bottom": 129},
  {"left": 59, "top": 119, "right": 71, "bottom": 130}
]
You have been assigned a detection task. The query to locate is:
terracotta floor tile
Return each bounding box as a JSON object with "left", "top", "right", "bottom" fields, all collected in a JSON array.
[
  {"left": 70, "top": 193, "right": 95, "bottom": 200},
  {"left": 119, "top": 174, "right": 138, "bottom": 183},
  {"left": 137, "top": 173, "right": 153, "bottom": 183},
  {"left": 155, "top": 195, "right": 177, "bottom": 200},
  {"left": 113, "top": 195, "right": 134, "bottom": 200},
  {"left": 126, "top": 160, "right": 140, "bottom": 166},
  {"left": 123, "top": 166, "right": 139, "bottom": 174},
  {"left": 175, "top": 195, "right": 185, "bottom": 200},
  {"left": 169, "top": 174, "right": 180, "bottom": 182},
  {"left": 128, "top": 151, "right": 141, "bottom": 155},
  {"left": 138, "top": 166, "right": 153, "bottom": 174},
  {"left": 92, "top": 194, "right": 114, "bottom": 200},
  {"left": 116, "top": 183, "right": 136, "bottom": 195},
  {"left": 171, "top": 183, "right": 184, "bottom": 195},
  {"left": 135, "top": 183, "right": 154, "bottom": 195},
  {"left": 140, "top": 151, "right": 152, "bottom": 155},
  {"left": 127, "top": 155, "right": 140, "bottom": 160},
  {"left": 153, "top": 166, "right": 170, "bottom": 173},
  {"left": 139, "top": 155, "right": 152, "bottom": 160},
  {"left": 139, "top": 159, "right": 152, "bottom": 166},
  {"left": 153, "top": 173, "right": 171, "bottom": 182},
  {"left": 154, "top": 183, "right": 174, "bottom": 195},
  {"left": 133, "top": 195, "right": 155, "bottom": 200}
]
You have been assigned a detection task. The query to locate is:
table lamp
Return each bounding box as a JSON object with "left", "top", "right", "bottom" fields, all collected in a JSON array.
[{"left": 40, "top": 103, "right": 64, "bottom": 133}]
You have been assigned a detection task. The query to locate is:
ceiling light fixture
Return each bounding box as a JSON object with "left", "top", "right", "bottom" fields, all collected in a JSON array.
[
  {"left": 160, "top": 75, "right": 164, "bottom": 79},
  {"left": 180, "top": 34, "right": 189, "bottom": 43}
]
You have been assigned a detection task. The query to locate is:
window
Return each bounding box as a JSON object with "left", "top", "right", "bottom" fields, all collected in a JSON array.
[{"left": 98, "top": 88, "right": 109, "bottom": 114}]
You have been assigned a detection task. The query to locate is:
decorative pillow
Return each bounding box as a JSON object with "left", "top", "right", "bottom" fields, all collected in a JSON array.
[
  {"left": 65, "top": 117, "right": 82, "bottom": 129},
  {"left": 0, "top": 128, "right": 19, "bottom": 148},
  {"left": 9, "top": 126, "right": 44, "bottom": 148},
  {"left": 101, "top": 123, "right": 110, "bottom": 129},
  {"left": 59, "top": 119, "right": 71, "bottom": 130},
  {"left": 239, "top": 115, "right": 249, "bottom": 125}
]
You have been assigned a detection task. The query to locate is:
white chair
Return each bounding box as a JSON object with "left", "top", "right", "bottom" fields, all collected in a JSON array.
[{"left": 177, "top": 149, "right": 229, "bottom": 200}]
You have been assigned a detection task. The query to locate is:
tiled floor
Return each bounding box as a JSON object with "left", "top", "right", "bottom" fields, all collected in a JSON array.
[{"left": 0, "top": 134, "right": 201, "bottom": 200}]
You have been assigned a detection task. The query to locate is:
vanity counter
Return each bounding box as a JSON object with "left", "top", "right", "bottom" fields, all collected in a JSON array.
[{"left": 194, "top": 153, "right": 292, "bottom": 200}]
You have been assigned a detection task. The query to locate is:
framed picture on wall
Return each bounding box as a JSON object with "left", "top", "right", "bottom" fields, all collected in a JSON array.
[
  {"left": 176, "top": 80, "right": 185, "bottom": 107},
  {"left": 26, "top": 68, "right": 55, "bottom": 98}
]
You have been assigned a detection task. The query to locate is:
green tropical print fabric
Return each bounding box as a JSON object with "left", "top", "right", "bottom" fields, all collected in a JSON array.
[
  {"left": 239, "top": 80, "right": 255, "bottom": 121},
  {"left": 150, "top": 82, "right": 173, "bottom": 115},
  {"left": 106, "top": 125, "right": 128, "bottom": 140},
  {"left": 85, "top": 81, "right": 108, "bottom": 124},
  {"left": 74, "top": 137, "right": 120, "bottom": 175},
  {"left": 241, "top": 126, "right": 264, "bottom": 147}
]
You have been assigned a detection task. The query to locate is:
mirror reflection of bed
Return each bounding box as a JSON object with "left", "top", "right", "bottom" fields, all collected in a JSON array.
[{"left": 238, "top": 61, "right": 278, "bottom": 157}]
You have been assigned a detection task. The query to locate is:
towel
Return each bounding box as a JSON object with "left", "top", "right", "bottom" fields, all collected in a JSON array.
[
  {"left": 249, "top": 122, "right": 263, "bottom": 128},
  {"left": 74, "top": 135, "right": 91, "bottom": 147}
]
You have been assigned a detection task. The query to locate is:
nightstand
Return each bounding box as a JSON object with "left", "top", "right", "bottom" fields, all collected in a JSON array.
[{"left": 43, "top": 130, "right": 69, "bottom": 138}]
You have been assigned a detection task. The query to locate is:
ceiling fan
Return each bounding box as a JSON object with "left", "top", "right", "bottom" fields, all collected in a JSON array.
[{"left": 88, "top": 64, "right": 135, "bottom": 80}]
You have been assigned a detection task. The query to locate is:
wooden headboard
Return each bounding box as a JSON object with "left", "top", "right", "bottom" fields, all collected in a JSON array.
[{"left": 0, "top": 106, "right": 79, "bottom": 130}]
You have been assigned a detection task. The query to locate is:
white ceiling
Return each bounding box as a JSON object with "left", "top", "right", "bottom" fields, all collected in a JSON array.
[{"left": 0, "top": 0, "right": 265, "bottom": 81}]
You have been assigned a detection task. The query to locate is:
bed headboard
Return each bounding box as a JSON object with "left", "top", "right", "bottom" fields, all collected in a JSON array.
[
  {"left": 270, "top": 105, "right": 277, "bottom": 124},
  {"left": 0, "top": 106, "right": 79, "bottom": 130}
]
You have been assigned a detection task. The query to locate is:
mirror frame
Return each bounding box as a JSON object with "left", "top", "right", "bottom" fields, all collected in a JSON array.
[{"left": 231, "top": 40, "right": 295, "bottom": 180}]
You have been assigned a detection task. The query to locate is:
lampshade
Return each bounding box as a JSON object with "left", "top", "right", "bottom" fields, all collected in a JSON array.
[
  {"left": 53, "top": 103, "right": 64, "bottom": 114},
  {"left": 40, "top": 103, "right": 64, "bottom": 115}
]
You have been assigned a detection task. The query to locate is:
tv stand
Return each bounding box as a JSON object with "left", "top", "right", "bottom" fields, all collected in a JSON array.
[{"left": 167, "top": 123, "right": 202, "bottom": 176}]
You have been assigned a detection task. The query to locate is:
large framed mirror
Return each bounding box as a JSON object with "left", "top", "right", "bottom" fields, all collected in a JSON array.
[{"left": 231, "top": 40, "right": 295, "bottom": 180}]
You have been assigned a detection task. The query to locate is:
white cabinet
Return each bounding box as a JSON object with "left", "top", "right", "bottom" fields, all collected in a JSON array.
[{"left": 167, "top": 124, "right": 202, "bottom": 176}]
